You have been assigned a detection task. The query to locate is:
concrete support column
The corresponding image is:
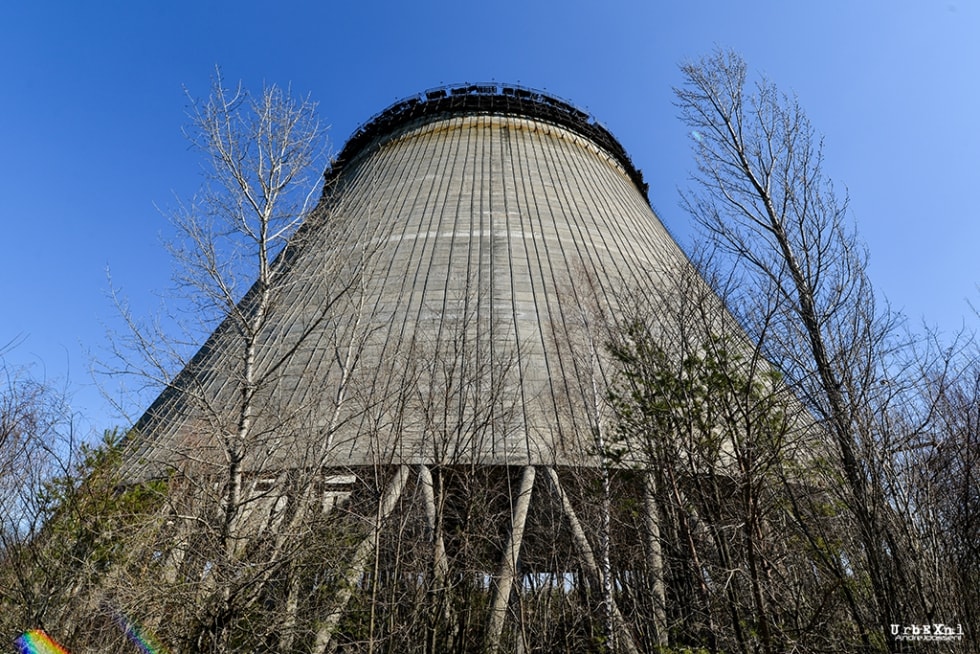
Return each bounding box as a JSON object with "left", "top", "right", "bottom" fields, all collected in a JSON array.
[
  {"left": 312, "top": 464, "right": 412, "bottom": 654},
  {"left": 419, "top": 465, "right": 449, "bottom": 581},
  {"left": 545, "top": 467, "right": 640, "bottom": 654},
  {"left": 486, "top": 465, "right": 536, "bottom": 653}
]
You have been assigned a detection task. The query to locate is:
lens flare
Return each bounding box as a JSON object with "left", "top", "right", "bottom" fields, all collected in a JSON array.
[
  {"left": 111, "top": 610, "right": 168, "bottom": 654},
  {"left": 14, "top": 630, "right": 71, "bottom": 654}
]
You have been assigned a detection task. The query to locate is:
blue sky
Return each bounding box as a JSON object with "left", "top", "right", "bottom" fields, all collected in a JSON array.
[{"left": 2, "top": 1, "right": 977, "bottom": 436}]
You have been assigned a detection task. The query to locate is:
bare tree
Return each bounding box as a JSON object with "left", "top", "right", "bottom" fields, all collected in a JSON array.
[
  {"left": 0, "top": 356, "right": 158, "bottom": 650},
  {"left": 74, "top": 71, "right": 394, "bottom": 653},
  {"left": 674, "top": 49, "right": 948, "bottom": 649},
  {"left": 910, "top": 343, "right": 980, "bottom": 644},
  {"left": 0, "top": 357, "right": 77, "bottom": 641}
]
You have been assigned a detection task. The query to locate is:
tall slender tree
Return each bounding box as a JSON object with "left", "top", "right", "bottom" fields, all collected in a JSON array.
[{"left": 674, "top": 49, "right": 950, "bottom": 650}]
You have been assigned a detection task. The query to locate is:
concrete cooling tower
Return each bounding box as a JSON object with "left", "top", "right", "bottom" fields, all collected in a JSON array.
[
  {"left": 121, "top": 83, "right": 717, "bottom": 652},
  {"left": 127, "top": 84, "right": 691, "bottom": 476}
]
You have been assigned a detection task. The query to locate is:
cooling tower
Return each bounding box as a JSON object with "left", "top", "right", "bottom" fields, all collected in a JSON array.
[
  {"left": 120, "top": 84, "right": 721, "bottom": 652},
  {"left": 127, "top": 84, "right": 691, "bottom": 477}
]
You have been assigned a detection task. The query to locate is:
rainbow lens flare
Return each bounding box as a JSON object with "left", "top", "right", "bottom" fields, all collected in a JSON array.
[
  {"left": 14, "top": 630, "right": 70, "bottom": 654},
  {"left": 112, "top": 611, "right": 168, "bottom": 654}
]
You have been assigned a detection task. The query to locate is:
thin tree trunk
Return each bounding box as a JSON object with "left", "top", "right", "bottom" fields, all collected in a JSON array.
[{"left": 643, "top": 473, "right": 668, "bottom": 648}]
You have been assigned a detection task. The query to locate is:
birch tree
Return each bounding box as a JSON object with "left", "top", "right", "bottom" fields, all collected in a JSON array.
[
  {"left": 91, "top": 71, "right": 383, "bottom": 652},
  {"left": 675, "top": 49, "right": 936, "bottom": 649}
]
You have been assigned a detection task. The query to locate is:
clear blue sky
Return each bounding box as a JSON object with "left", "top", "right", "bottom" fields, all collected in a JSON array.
[{"left": 2, "top": 1, "right": 977, "bottom": 436}]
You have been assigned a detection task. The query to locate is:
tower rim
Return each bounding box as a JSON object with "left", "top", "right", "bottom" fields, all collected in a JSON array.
[{"left": 324, "top": 82, "right": 649, "bottom": 204}]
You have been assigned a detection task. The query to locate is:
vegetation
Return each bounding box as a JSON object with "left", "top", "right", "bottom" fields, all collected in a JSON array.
[{"left": 0, "top": 54, "right": 977, "bottom": 653}]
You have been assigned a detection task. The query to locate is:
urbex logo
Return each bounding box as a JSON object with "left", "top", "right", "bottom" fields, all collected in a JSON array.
[{"left": 891, "top": 623, "right": 963, "bottom": 642}]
